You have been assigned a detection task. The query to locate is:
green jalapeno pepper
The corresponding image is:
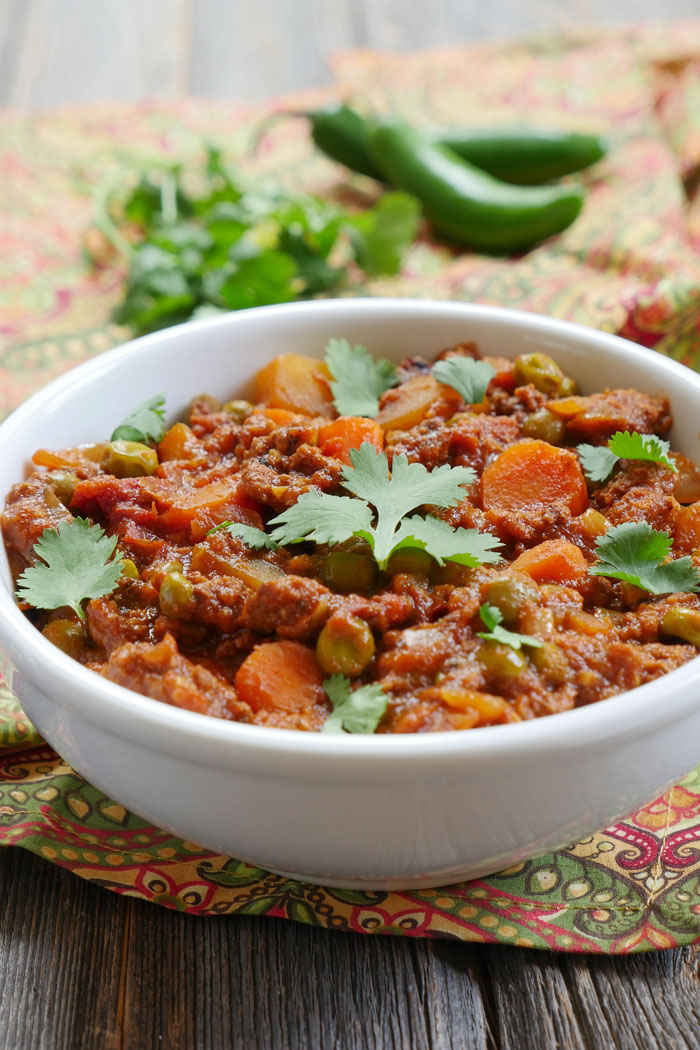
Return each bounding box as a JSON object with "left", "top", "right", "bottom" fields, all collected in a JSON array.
[
  {"left": 281, "top": 105, "right": 606, "bottom": 186},
  {"left": 433, "top": 126, "right": 607, "bottom": 185},
  {"left": 367, "top": 118, "right": 585, "bottom": 253}
]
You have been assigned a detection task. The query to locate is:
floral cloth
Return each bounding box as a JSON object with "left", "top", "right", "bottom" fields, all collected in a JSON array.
[{"left": 2, "top": 21, "right": 700, "bottom": 951}]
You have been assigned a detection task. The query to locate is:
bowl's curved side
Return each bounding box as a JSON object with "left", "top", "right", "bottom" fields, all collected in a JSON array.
[
  {"left": 16, "top": 668, "right": 700, "bottom": 889},
  {"left": 3, "top": 299, "right": 700, "bottom": 886}
]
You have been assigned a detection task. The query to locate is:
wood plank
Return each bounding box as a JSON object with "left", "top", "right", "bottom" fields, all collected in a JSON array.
[
  {"left": 0, "top": 0, "right": 34, "bottom": 105},
  {"left": 8, "top": 0, "right": 191, "bottom": 108},
  {"left": 188, "top": 0, "right": 363, "bottom": 101},
  {"left": 0, "top": 848, "right": 125, "bottom": 1050}
]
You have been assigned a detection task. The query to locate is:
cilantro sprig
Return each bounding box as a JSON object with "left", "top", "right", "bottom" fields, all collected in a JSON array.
[
  {"left": 321, "top": 674, "right": 388, "bottom": 734},
  {"left": 16, "top": 518, "right": 124, "bottom": 620},
  {"left": 589, "top": 522, "right": 700, "bottom": 595},
  {"left": 111, "top": 393, "right": 167, "bottom": 444},
  {"left": 324, "top": 339, "right": 398, "bottom": 417},
  {"left": 477, "top": 602, "right": 543, "bottom": 650},
  {"left": 577, "top": 431, "right": 677, "bottom": 484},
  {"left": 432, "top": 357, "right": 496, "bottom": 406},
  {"left": 268, "top": 443, "right": 502, "bottom": 570}
]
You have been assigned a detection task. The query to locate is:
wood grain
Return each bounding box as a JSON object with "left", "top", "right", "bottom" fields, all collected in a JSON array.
[
  {"left": 5, "top": 848, "right": 700, "bottom": 1050},
  {"left": 7, "top": 0, "right": 191, "bottom": 108}
]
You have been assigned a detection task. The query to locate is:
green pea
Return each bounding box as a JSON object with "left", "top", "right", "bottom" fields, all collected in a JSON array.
[
  {"left": 513, "top": 353, "right": 576, "bottom": 396},
  {"left": 322, "top": 550, "right": 376, "bottom": 594},
  {"left": 386, "top": 548, "right": 434, "bottom": 577},
  {"left": 120, "top": 559, "right": 140, "bottom": 580},
  {"left": 223, "top": 399, "right": 254, "bottom": 423},
  {"left": 159, "top": 571, "right": 194, "bottom": 618},
  {"left": 484, "top": 574, "right": 538, "bottom": 627},
  {"left": 101, "top": 440, "right": 158, "bottom": 478},
  {"left": 42, "top": 619, "right": 88, "bottom": 658},
  {"left": 475, "top": 641, "right": 528, "bottom": 680},
  {"left": 530, "top": 642, "right": 570, "bottom": 684},
  {"left": 316, "top": 614, "right": 375, "bottom": 677},
  {"left": 661, "top": 607, "right": 700, "bottom": 647},
  {"left": 189, "top": 393, "right": 221, "bottom": 415},
  {"left": 521, "top": 408, "right": 566, "bottom": 445},
  {"left": 46, "top": 470, "right": 79, "bottom": 505}
]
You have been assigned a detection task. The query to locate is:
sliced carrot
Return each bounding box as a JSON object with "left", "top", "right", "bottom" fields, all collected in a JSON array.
[
  {"left": 376, "top": 374, "right": 460, "bottom": 432},
  {"left": 317, "top": 417, "right": 384, "bottom": 464},
  {"left": 255, "top": 354, "right": 335, "bottom": 417},
  {"left": 262, "top": 407, "right": 307, "bottom": 426},
  {"left": 511, "top": 539, "right": 588, "bottom": 585},
  {"left": 158, "top": 423, "right": 202, "bottom": 462},
  {"left": 235, "top": 640, "right": 325, "bottom": 713},
  {"left": 481, "top": 440, "right": 588, "bottom": 519}
]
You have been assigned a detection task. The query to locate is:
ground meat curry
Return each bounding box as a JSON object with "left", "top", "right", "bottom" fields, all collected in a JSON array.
[{"left": 5, "top": 341, "right": 700, "bottom": 734}]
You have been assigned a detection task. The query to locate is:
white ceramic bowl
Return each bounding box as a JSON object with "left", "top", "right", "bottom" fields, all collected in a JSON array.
[{"left": 2, "top": 299, "right": 700, "bottom": 890}]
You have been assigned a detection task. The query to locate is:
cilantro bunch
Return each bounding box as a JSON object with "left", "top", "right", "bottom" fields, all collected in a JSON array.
[{"left": 94, "top": 149, "right": 420, "bottom": 335}]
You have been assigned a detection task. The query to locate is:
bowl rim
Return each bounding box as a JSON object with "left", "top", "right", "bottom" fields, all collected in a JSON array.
[{"left": 3, "top": 296, "right": 700, "bottom": 765}]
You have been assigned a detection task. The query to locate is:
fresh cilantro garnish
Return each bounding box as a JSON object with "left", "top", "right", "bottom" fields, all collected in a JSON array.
[
  {"left": 577, "top": 431, "right": 678, "bottom": 483},
  {"left": 16, "top": 518, "right": 124, "bottom": 620},
  {"left": 324, "top": 338, "right": 398, "bottom": 417},
  {"left": 477, "top": 602, "right": 543, "bottom": 650},
  {"left": 589, "top": 522, "right": 700, "bottom": 595},
  {"left": 111, "top": 394, "right": 167, "bottom": 444},
  {"left": 208, "top": 522, "right": 279, "bottom": 549},
  {"left": 389, "top": 515, "right": 503, "bottom": 568},
  {"left": 268, "top": 443, "right": 498, "bottom": 570},
  {"left": 321, "top": 674, "right": 388, "bottom": 734},
  {"left": 432, "top": 357, "right": 496, "bottom": 405}
]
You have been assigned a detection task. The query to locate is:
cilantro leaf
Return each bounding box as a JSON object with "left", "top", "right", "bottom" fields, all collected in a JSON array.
[
  {"left": 270, "top": 489, "right": 373, "bottom": 547},
  {"left": 432, "top": 357, "right": 496, "bottom": 405},
  {"left": 577, "top": 444, "right": 620, "bottom": 483},
  {"left": 477, "top": 602, "right": 543, "bottom": 650},
  {"left": 321, "top": 674, "right": 388, "bottom": 734},
  {"left": 208, "top": 522, "right": 279, "bottom": 549},
  {"left": 392, "top": 515, "right": 503, "bottom": 567},
  {"left": 324, "top": 338, "right": 398, "bottom": 418},
  {"left": 342, "top": 445, "right": 476, "bottom": 567},
  {"left": 346, "top": 191, "right": 421, "bottom": 277},
  {"left": 589, "top": 522, "right": 700, "bottom": 595},
  {"left": 578, "top": 431, "right": 678, "bottom": 483},
  {"left": 111, "top": 393, "right": 167, "bottom": 444},
  {"left": 269, "top": 443, "right": 481, "bottom": 570},
  {"left": 16, "top": 518, "right": 124, "bottom": 620}
]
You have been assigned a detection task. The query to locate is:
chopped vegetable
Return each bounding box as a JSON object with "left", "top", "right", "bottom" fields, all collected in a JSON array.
[
  {"left": 321, "top": 674, "right": 388, "bottom": 734},
  {"left": 577, "top": 431, "right": 677, "bottom": 483},
  {"left": 268, "top": 442, "right": 500, "bottom": 569},
  {"left": 589, "top": 522, "right": 700, "bottom": 595},
  {"left": 317, "top": 417, "right": 384, "bottom": 464},
  {"left": 510, "top": 539, "right": 589, "bottom": 585},
  {"left": 477, "top": 602, "right": 543, "bottom": 650},
  {"left": 432, "top": 357, "right": 495, "bottom": 405},
  {"left": 16, "top": 517, "right": 124, "bottom": 620},
  {"left": 254, "top": 353, "right": 334, "bottom": 417},
  {"left": 481, "top": 440, "right": 588, "bottom": 519},
  {"left": 324, "top": 339, "right": 397, "bottom": 417},
  {"left": 111, "top": 394, "right": 167, "bottom": 444},
  {"left": 235, "top": 640, "right": 325, "bottom": 713}
]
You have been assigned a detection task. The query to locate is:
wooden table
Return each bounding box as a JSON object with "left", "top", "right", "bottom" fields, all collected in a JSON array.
[{"left": 2, "top": 3, "right": 700, "bottom": 1047}]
